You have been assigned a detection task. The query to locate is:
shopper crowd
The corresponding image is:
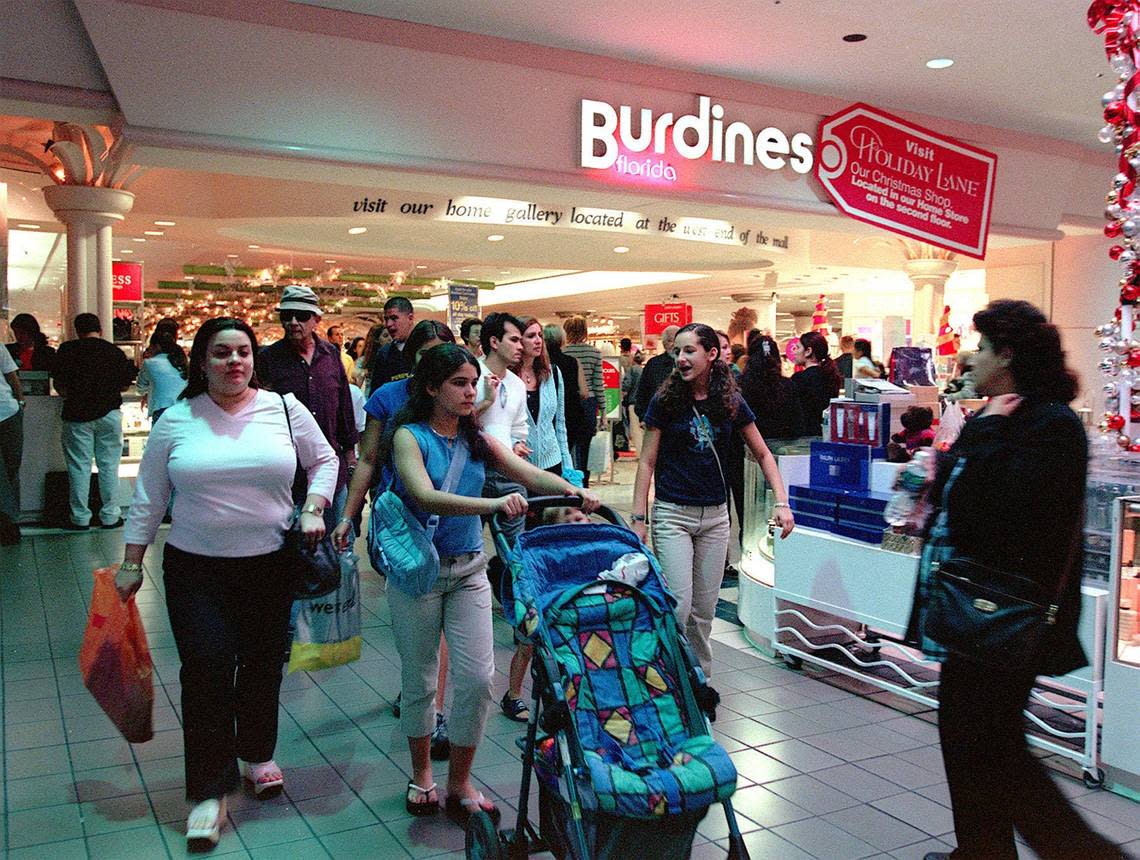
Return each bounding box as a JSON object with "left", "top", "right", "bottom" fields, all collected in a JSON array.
[{"left": 2, "top": 292, "right": 1126, "bottom": 859}]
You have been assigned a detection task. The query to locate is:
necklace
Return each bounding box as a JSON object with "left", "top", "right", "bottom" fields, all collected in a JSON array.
[{"left": 428, "top": 422, "right": 458, "bottom": 444}]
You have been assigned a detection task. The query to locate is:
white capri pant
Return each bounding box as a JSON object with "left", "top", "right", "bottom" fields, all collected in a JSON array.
[
  {"left": 651, "top": 500, "right": 730, "bottom": 677},
  {"left": 387, "top": 550, "right": 496, "bottom": 747}
]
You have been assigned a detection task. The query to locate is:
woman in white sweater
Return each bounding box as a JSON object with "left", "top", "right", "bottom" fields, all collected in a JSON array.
[{"left": 118, "top": 318, "right": 338, "bottom": 848}]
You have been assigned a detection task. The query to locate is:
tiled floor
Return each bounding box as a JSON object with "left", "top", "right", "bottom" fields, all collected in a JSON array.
[{"left": 2, "top": 462, "right": 1137, "bottom": 859}]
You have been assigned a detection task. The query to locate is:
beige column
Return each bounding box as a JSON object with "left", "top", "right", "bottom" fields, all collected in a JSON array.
[{"left": 905, "top": 258, "right": 959, "bottom": 347}]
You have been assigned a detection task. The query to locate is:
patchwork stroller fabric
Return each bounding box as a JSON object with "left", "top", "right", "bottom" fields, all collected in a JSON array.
[{"left": 545, "top": 584, "right": 737, "bottom": 818}]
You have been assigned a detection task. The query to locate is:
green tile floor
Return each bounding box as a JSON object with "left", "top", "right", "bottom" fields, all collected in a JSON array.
[{"left": 1, "top": 464, "right": 1136, "bottom": 858}]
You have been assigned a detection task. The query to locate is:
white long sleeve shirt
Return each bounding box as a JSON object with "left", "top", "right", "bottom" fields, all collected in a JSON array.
[
  {"left": 124, "top": 389, "right": 338, "bottom": 557},
  {"left": 477, "top": 359, "right": 528, "bottom": 449}
]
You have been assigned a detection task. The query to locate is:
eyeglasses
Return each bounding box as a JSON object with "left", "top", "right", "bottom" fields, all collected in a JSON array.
[{"left": 279, "top": 310, "right": 314, "bottom": 323}]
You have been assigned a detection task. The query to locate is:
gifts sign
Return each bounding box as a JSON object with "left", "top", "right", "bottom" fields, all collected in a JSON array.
[{"left": 815, "top": 103, "right": 997, "bottom": 259}]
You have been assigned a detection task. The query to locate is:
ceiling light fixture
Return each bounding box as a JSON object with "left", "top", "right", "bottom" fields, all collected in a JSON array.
[
  {"left": 416, "top": 265, "right": 427, "bottom": 269},
  {"left": 348, "top": 227, "right": 367, "bottom": 235},
  {"left": 487, "top": 234, "right": 505, "bottom": 242},
  {"left": 144, "top": 230, "right": 164, "bottom": 236},
  {"left": 119, "top": 249, "right": 133, "bottom": 254},
  {"left": 154, "top": 220, "right": 176, "bottom": 226},
  {"left": 324, "top": 259, "right": 337, "bottom": 263},
  {"left": 842, "top": 33, "right": 867, "bottom": 43},
  {"left": 926, "top": 57, "right": 954, "bottom": 69},
  {"left": 248, "top": 244, "right": 260, "bottom": 249},
  {"left": 15, "top": 223, "right": 40, "bottom": 230},
  {"left": 132, "top": 237, "right": 146, "bottom": 243},
  {"left": 613, "top": 246, "right": 630, "bottom": 254},
  {"left": 226, "top": 253, "right": 239, "bottom": 258}
]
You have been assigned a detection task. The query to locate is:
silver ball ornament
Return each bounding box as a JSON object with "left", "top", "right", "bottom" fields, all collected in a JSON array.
[
  {"left": 1124, "top": 219, "right": 1140, "bottom": 239},
  {"left": 1119, "top": 434, "right": 1133, "bottom": 449},
  {"left": 1121, "top": 248, "right": 1137, "bottom": 263},
  {"left": 1105, "top": 382, "right": 1120, "bottom": 394},
  {"left": 1101, "top": 125, "right": 1118, "bottom": 144},
  {"left": 1108, "top": 204, "right": 1126, "bottom": 220},
  {"left": 1106, "top": 89, "right": 1122, "bottom": 107},
  {"left": 1116, "top": 173, "right": 1130, "bottom": 191}
]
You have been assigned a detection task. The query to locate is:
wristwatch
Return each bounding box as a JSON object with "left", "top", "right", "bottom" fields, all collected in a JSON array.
[
  {"left": 631, "top": 513, "right": 647, "bottom": 523},
  {"left": 301, "top": 503, "right": 324, "bottom": 516}
]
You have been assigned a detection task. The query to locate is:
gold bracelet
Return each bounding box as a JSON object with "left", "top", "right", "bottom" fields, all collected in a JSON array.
[{"left": 301, "top": 503, "right": 324, "bottom": 516}]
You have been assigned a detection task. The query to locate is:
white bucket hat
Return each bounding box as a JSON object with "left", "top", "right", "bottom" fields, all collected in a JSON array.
[{"left": 275, "top": 285, "right": 323, "bottom": 316}]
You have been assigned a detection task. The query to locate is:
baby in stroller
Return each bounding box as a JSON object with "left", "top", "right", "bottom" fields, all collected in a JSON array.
[{"left": 470, "top": 498, "right": 751, "bottom": 860}]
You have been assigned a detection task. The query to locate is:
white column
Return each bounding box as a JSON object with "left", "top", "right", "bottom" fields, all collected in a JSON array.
[
  {"left": 95, "top": 223, "right": 113, "bottom": 339},
  {"left": 65, "top": 223, "right": 88, "bottom": 337},
  {"left": 904, "top": 258, "right": 959, "bottom": 347}
]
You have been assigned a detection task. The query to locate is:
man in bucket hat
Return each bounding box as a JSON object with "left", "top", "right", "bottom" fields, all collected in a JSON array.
[{"left": 260, "top": 285, "right": 358, "bottom": 527}]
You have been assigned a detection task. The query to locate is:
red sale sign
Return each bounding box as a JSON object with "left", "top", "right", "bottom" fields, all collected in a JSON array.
[
  {"left": 643, "top": 303, "right": 692, "bottom": 336},
  {"left": 112, "top": 261, "right": 143, "bottom": 302},
  {"left": 815, "top": 103, "right": 997, "bottom": 259}
]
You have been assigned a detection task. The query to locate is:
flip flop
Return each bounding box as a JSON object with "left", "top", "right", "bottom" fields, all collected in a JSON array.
[
  {"left": 445, "top": 791, "right": 501, "bottom": 827},
  {"left": 406, "top": 781, "right": 439, "bottom": 816},
  {"left": 186, "top": 797, "right": 225, "bottom": 846},
  {"left": 242, "top": 760, "right": 285, "bottom": 797}
]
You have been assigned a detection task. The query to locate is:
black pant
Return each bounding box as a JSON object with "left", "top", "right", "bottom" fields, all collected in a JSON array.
[
  {"left": 163, "top": 544, "right": 294, "bottom": 801},
  {"left": 938, "top": 655, "right": 1121, "bottom": 859}
]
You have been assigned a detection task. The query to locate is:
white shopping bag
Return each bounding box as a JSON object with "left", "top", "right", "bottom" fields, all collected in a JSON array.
[
  {"left": 288, "top": 551, "right": 362, "bottom": 673},
  {"left": 587, "top": 431, "right": 613, "bottom": 473}
]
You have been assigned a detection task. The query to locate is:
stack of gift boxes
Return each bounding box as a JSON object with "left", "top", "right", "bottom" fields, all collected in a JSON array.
[{"left": 788, "top": 396, "right": 907, "bottom": 545}]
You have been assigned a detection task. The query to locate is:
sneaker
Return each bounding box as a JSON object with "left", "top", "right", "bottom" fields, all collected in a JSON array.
[
  {"left": 500, "top": 691, "right": 530, "bottom": 723},
  {"left": 392, "top": 691, "right": 401, "bottom": 718},
  {"left": 430, "top": 713, "right": 450, "bottom": 761},
  {"left": 100, "top": 517, "right": 125, "bottom": 529}
]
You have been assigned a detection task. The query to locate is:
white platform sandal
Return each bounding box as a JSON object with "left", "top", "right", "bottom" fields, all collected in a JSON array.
[{"left": 186, "top": 797, "right": 226, "bottom": 846}]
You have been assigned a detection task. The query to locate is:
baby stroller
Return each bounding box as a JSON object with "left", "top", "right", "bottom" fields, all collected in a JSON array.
[{"left": 472, "top": 497, "right": 750, "bottom": 860}]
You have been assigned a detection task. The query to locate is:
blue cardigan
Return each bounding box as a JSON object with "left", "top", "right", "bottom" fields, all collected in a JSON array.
[{"left": 526, "top": 366, "right": 574, "bottom": 471}]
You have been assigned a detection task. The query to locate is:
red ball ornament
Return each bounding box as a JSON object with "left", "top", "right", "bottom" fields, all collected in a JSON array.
[
  {"left": 1123, "top": 283, "right": 1140, "bottom": 303},
  {"left": 1129, "top": 350, "right": 1140, "bottom": 367},
  {"left": 1107, "top": 221, "right": 1125, "bottom": 238},
  {"left": 1106, "top": 102, "right": 1125, "bottom": 123},
  {"left": 1117, "top": 307, "right": 1124, "bottom": 321},
  {"left": 1111, "top": 244, "right": 1126, "bottom": 260},
  {"left": 1124, "top": 180, "right": 1137, "bottom": 199},
  {"left": 1109, "top": 414, "right": 1127, "bottom": 430},
  {"left": 1129, "top": 444, "right": 1140, "bottom": 453}
]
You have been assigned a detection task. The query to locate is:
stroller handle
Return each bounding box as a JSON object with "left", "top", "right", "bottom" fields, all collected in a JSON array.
[{"left": 490, "top": 495, "right": 628, "bottom": 553}]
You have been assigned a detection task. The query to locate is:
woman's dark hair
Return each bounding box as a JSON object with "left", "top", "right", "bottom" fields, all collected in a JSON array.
[
  {"left": 854, "top": 338, "right": 872, "bottom": 359},
  {"left": 180, "top": 317, "right": 259, "bottom": 399},
  {"left": 381, "top": 344, "right": 488, "bottom": 464},
  {"left": 10, "top": 313, "right": 46, "bottom": 345},
  {"left": 405, "top": 319, "right": 455, "bottom": 365},
  {"left": 740, "top": 334, "right": 783, "bottom": 401},
  {"left": 654, "top": 323, "right": 738, "bottom": 424},
  {"left": 145, "top": 327, "right": 188, "bottom": 377},
  {"left": 347, "top": 336, "right": 365, "bottom": 359},
  {"left": 972, "top": 300, "right": 1079, "bottom": 402},
  {"left": 512, "top": 317, "right": 551, "bottom": 382},
  {"left": 799, "top": 330, "right": 842, "bottom": 393}
]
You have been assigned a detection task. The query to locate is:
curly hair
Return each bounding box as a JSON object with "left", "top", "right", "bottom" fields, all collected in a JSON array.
[
  {"left": 380, "top": 344, "right": 488, "bottom": 465},
  {"left": 972, "top": 300, "right": 1078, "bottom": 403},
  {"left": 653, "top": 323, "right": 739, "bottom": 424}
]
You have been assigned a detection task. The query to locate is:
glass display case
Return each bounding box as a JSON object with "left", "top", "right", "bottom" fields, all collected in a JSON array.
[
  {"left": 1102, "top": 495, "right": 1140, "bottom": 792},
  {"left": 1110, "top": 498, "right": 1140, "bottom": 667}
]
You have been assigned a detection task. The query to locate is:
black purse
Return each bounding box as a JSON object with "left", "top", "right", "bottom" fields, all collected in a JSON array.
[{"left": 279, "top": 394, "right": 342, "bottom": 600}]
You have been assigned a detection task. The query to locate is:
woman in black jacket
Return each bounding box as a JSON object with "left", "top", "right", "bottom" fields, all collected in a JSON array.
[
  {"left": 7, "top": 313, "right": 55, "bottom": 372},
  {"left": 740, "top": 334, "right": 803, "bottom": 443},
  {"left": 789, "top": 330, "right": 841, "bottom": 437},
  {"left": 906, "top": 301, "right": 1122, "bottom": 860}
]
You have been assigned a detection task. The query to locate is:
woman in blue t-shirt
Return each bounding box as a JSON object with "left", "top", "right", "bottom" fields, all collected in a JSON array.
[
  {"left": 374, "top": 344, "right": 598, "bottom": 827},
  {"left": 631, "top": 323, "right": 795, "bottom": 676}
]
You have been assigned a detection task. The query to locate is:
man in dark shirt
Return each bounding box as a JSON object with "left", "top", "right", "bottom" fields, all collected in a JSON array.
[
  {"left": 259, "top": 285, "right": 359, "bottom": 527},
  {"left": 633, "top": 324, "right": 679, "bottom": 423},
  {"left": 51, "top": 312, "right": 138, "bottom": 529},
  {"left": 365, "top": 296, "right": 415, "bottom": 394}
]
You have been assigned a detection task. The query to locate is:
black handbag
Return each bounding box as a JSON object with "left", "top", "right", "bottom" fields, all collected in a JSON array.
[{"left": 279, "top": 394, "right": 342, "bottom": 600}]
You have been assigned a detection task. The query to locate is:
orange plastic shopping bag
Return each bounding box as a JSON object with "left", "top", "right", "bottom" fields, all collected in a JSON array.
[{"left": 78, "top": 567, "right": 155, "bottom": 743}]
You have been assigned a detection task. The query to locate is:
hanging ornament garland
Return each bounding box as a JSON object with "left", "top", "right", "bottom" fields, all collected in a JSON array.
[{"left": 1089, "top": 0, "right": 1140, "bottom": 452}]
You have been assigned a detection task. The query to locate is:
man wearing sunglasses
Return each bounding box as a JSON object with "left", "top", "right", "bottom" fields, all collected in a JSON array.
[{"left": 259, "top": 285, "right": 359, "bottom": 527}]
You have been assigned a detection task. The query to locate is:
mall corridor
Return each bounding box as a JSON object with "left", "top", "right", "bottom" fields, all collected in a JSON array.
[{"left": 0, "top": 469, "right": 1136, "bottom": 859}]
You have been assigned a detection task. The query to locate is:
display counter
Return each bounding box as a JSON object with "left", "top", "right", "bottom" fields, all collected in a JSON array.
[
  {"left": 737, "top": 446, "right": 1137, "bottom": 796},
  {"left": 17, "top": 393, "right": 149, "bottom": 524}
]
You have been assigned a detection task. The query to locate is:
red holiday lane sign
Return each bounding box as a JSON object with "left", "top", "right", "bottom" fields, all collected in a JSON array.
[{"left": 815, "top": 103, "right": 997, "bottom": 259}]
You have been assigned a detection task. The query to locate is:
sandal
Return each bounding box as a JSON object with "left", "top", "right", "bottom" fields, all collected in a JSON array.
[
  {"left": 445, "top": 791, "right": 501, "bottom": 827},
  {"left": 186, "top": 797, "right": 226, "bottom": 846},
  {"left": 406, "top": 781, "right": 439, "bottom": 816},
  {"left": 500, "top": 691, "right": 530, "bottom": 723},
  {"left": 242, "top": 760, "right": 284, "bottom": 797}
]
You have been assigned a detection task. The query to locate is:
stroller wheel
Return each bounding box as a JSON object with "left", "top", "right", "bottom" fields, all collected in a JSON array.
[{"left": 465, "top": 810, "right": 504, "bottom": 860}]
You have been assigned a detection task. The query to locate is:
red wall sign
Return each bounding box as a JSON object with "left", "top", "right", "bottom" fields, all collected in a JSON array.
[
  {"left": 112, "top": 261, "right": 143, "bottom": 302},
  {"left": 643, "top": 302, "right": 692, "bottom": 336},
  {"left": 815, "top": 103, "right": 997, "bottom": 259}
]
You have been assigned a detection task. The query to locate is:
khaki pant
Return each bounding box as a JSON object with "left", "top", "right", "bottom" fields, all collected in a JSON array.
[
  {"left": 388, "top": 550, "right": 495, "bottom": 747},
  {"left": 651, "top": 500, "right": 730, "bottom": 677}
]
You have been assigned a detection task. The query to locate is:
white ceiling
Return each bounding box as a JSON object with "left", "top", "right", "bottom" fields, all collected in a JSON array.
[{"left": 298, "top": 0, "right": 1108, "bottom": 148}]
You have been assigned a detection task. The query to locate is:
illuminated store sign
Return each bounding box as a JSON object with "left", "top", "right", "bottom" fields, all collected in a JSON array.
[{"left": 580, "top": 96, "right": 815, "bottom": 180}]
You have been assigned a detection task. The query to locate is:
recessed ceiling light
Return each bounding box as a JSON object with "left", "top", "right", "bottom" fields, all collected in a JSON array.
[
  {"left": 183, "top": 275, "right": 195, "bottom": 280},
  {"left": 119, "top": 249, "right": 133, "bottom": 254},
  {"left": 324, "top": 259, "right": 337, "bottom": 264},
  {"left": 499, "top": 271, "right": 511, "bottom": 275},
  {"left": 613, "top": 246, "right": 630, "bottom": 254},
  {"left": 154, "top": 220, "right": 176, "bottom": 226},
  {"left": 926, "top": 57, "right": 954, "bottom": 69},
  {"left": 487, "top": 234, "right": 505, "bottom": 242},
  {"left": 348, "top": 226, "right": 367, "bottom": 235},
  {"left": 842, "top": 33, "right": 867, "bottom": 43},
  {"left": 15, "top": 223, "right": 40, "bottom": 230},
  {"left": 226, "top": 253, "right": 239, "bottom": 258},
  {"left": 132, "top": 237, "right": 146, "bottom": 243},
  {"left": 144, "top": 230, "right": 164, "bottom": 236},
  {"left": 248, "top": 244, "right": 260, "bottom": 249},
  {"left": 416, "top": 265, "right": 427, "bottom": 269},
  {"left": 461, "top": 268, "right": 472, "bottom": 272}
]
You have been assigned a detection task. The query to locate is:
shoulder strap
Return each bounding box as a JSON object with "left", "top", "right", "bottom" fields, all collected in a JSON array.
[
  {"left": 423, "top": 436, "right": 470, "bottom": 544},
  {"left": 279, "top": 393, "right": 296, "bottom": 452},
  {"left": 693, "top": 405, "right": 728, "bottom": 500}
]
